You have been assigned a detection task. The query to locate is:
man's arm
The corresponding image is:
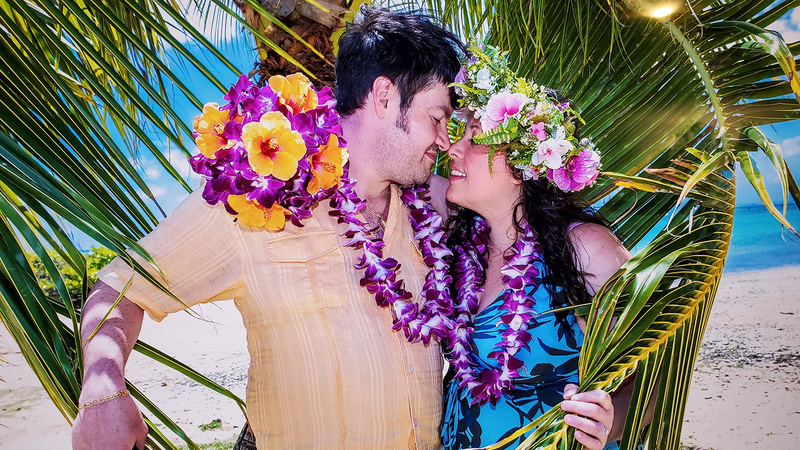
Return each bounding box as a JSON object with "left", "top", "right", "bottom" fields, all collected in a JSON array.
[{"left": 72, "top": 280, "right": 148, "bottom": 450}]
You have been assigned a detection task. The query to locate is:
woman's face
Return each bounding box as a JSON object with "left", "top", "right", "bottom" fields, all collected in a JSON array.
[{"left": 446, "top": 116, "right": 521, "bottom": 215}]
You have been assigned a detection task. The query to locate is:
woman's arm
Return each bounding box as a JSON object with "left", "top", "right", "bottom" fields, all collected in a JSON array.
[{"left": 566, "top": 222, "right": 656, "bottom": 444}]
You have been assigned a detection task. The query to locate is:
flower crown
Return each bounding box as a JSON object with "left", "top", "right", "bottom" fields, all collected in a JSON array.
[
  {"left": 189, "top": 73, "right": 347, "bottom": 230},
  {"left": 452, "top": 44, "right": 600, "bottom": 192}
]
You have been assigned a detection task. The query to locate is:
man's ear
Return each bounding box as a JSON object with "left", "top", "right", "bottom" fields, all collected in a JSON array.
[{"left": 370, "top": 76, "right": 394, "bottom": 119}]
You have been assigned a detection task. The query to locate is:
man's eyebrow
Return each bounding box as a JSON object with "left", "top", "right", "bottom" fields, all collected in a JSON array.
[{"left": 429, "top": 105, "right": 454, "bottom": 117}]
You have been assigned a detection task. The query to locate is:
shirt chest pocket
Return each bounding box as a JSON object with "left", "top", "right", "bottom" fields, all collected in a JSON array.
[{"left": 266, "top": 231, "right": 350, "bottom": 312}]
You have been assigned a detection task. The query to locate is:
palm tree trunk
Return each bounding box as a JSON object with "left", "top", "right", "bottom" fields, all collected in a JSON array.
[{"left": 233, "top": 0, "right": 345, "bottom": 86}]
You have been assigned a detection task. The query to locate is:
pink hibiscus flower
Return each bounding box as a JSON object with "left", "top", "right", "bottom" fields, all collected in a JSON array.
[{"left": 480, "top": 91, "right": 528, "bottom": 132}]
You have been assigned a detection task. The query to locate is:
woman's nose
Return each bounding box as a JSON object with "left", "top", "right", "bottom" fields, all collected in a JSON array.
[{"left": 448, "top": 137, "right": 466, "bottom": 159}]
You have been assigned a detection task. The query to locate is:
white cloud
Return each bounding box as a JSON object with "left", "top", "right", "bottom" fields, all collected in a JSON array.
[
  {"left": 768, "top": 8, "right": 800, "bottom": 43},
  {"left": 165, "top": 148, "right": 194, "bottom": 179},
  {"left": 136, "top": 186, "right": 167, "bottom": 199},
  {"left": 780, "top": 136, "right": 800, "bottom": 156},
  {"left": 145, "top": 166, "right": 162, "bottom": 180},
  {"left": 151, "top": 186, "right": 168, "bottom": 198},
  {"left": 161, "top": 0, "right": 243, "bottom": 45}
]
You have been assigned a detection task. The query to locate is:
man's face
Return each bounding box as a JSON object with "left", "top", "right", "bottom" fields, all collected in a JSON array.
[{"left": 373, "top": 82, "right": 453, "bottom": 186}]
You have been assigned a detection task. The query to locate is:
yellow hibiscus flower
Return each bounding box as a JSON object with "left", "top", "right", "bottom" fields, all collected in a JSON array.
[
  {"left": 227, "top": 194, "right": 290, "bottom": 231},
  {"left": 241, "top": 112, "right": 307, "bottom": 180},
  {"left": 308, "top": 134, "right": 346, "bottom": 194},
  {"left": 193, "top": 103, "right": 234, "bottom": 158},
  {"left": 269, "top": 73, "right": 319, "bottom": 114}
]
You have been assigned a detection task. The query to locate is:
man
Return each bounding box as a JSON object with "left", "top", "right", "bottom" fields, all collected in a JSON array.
[{"left": 71, "top": 6, "right": 463, "bottom": 450}]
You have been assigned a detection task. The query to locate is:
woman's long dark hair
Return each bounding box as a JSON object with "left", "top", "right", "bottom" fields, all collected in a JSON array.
[{"left": 446, "top": 179, "right": 605, "bottom": 324}]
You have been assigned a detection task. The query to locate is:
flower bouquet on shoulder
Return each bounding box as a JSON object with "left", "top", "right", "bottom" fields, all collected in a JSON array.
[{"left": 189, "top": 73, "right": 347, "bottom": 230}]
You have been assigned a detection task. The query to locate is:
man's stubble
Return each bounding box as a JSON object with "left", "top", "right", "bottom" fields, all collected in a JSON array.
[{"left": 369, "top": 110, "right": 435, "bottom": 186}]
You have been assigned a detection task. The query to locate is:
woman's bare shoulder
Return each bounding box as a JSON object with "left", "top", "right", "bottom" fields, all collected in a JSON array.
[{"left": 569, "top": 222, "right": 631, "bottom": 294}]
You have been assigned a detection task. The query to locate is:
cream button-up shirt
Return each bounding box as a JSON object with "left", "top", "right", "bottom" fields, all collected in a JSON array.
[{"left": 98, "top": 185, "right": 443, "bottom": 449}]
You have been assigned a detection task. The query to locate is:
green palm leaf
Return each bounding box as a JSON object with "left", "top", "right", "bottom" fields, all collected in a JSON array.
[
  {"left": 427, "top": 0, "right": 800, "bottom": 449},
  {"left": 0, "top": 0, "right": 259, "bottom": 447},
  {"left": 3, "top": 0, "right": 800, "bottom": 448}
]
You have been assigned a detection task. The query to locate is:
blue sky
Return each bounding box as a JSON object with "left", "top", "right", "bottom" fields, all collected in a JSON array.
[{"left": 96, "top": 4, "right": 800, "bottom": 247}]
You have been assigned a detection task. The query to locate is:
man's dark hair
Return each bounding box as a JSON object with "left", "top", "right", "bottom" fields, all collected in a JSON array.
[{"left": 334, "top": 6, "right": 465, "bottom": 118}]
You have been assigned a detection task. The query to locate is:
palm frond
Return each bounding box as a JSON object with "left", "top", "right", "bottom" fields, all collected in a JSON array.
[
  {"left": 432, "top": 1, "right": 800, "bottom": 449},
  {"left": 0, "top": 0, "right": 250, "bottom": 447}
]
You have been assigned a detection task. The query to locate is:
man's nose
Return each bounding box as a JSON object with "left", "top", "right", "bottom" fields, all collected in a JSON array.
[{"left": 437, "top": 129, "right": 452, "bottom": 152}]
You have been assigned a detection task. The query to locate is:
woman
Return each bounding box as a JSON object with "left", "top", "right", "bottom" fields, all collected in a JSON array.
[{"left": 439, "top": 45, "right": 632, "bottom": 450}]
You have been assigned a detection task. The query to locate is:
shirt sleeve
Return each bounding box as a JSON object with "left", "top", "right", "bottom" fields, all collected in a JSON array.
[{"left": 96, "top": 189, "right": 244, "bottom": 321}]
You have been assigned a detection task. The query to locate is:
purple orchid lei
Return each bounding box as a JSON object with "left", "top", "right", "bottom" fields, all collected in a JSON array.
[
  {"left": 444, "top": 216, "right": 544, "bottom": 406},
  {"left": 328, "top": 173, "right": 457, "bottom": 344}
]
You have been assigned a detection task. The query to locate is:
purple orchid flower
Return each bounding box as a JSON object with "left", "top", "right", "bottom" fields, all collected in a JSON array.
[
  {"left": 222, "top": 74, "right": 252, "bottom": 111},
  {"left": 547, "top": 149, "right": 600, "bottom": 191}
]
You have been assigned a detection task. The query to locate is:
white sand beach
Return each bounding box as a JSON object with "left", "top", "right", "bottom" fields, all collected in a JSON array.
[{"left": 1, "top": 265, "right": 798, "bottom": 449}]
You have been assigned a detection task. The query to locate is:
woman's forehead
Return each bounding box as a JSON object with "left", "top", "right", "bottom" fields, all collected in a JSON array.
[{"left": 455, "top": 109, "right": 480, "bottom": 124}]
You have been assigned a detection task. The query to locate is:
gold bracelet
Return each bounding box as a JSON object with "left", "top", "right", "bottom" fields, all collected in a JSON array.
[{"left": 78, "top": 389, "right": 130, "bottom": 411}]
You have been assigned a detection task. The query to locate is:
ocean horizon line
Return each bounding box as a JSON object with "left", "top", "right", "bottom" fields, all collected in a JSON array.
[{"left": 736, "top": 202, "right": 800, "bottom": 211}]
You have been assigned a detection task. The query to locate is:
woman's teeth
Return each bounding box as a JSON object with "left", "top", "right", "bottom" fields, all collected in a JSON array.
[{"left": 451, "top": 169, "right": 466, "bottom": 177}]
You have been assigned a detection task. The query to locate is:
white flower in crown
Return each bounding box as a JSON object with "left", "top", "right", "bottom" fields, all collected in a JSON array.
[
  {"left": 469, "top": 104, "right": 487, "bottom": 120},
  {"left": 531, "top": 138, "right": 572, "bottom": 169},
  {"left": 474, "top": 67, "right": 495, "bottom": 90}
]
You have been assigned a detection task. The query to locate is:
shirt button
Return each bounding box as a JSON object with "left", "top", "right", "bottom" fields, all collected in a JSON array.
[
  {"left": 409, "top": 365, "right": 415, "bottom": 373},
  {"left": 414, "top": 419, "right": 419, "bottom": 427}
]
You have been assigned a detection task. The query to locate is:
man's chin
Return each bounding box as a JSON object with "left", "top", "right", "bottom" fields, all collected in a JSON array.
[{"left": 393, "top": 171, "right": 431, "bottom": 187}]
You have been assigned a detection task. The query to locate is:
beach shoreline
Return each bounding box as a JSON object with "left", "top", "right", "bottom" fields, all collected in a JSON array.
[
  {"left": 681, "top": 265, "right": 800, "bottom": 449},
  {"left": 1, "top": 265, "right": 798, "bottom": 448}
]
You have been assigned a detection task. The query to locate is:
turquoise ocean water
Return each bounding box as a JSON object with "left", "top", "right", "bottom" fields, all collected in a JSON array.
[
  {"left": 725, "top": 203, "right": 800, "bottom": 273},
  {"left": 630, "top": 203, "right": 800, "bottom": 273}
]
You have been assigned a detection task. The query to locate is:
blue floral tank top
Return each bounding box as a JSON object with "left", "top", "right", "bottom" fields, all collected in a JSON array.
[{"left": 441, "top": 259, "right": 621, "bottom": 450}]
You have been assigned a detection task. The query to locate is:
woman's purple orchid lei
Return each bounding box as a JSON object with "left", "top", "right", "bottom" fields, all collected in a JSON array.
[
  {"left": 439, "top": 43, "right": 599, "bottom": 406},
  {"left": 444, "top": 217, "right": 543, "bottom": 406},
  {"left": 189, "top": 73, "right": 457, "bottom": 345}
]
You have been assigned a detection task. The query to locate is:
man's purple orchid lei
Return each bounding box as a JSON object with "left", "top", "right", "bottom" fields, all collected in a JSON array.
[
  {"left": 189, "top": 73, "right": 457, "bottom": 346},
  {"left": 328, "top": 178, "right": 457, "bottom": 344},
  {"left": 444, "top": 217, "right": 544, "bottom": 406}
]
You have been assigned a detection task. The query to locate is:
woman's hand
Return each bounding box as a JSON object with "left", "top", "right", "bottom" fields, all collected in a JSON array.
[{"left": 561, "top": 384, "right": 614, "bottom": 450}]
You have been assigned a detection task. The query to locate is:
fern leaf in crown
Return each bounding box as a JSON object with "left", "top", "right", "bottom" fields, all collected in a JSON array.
[{"left": 471, "top": 118, "right": 520, "bottom": 146}]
